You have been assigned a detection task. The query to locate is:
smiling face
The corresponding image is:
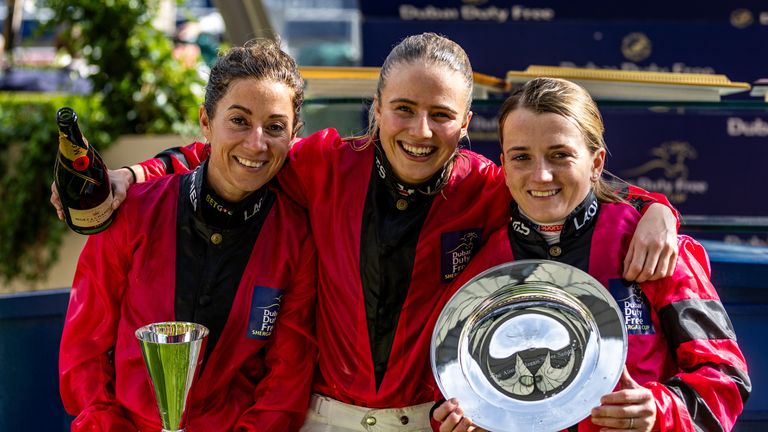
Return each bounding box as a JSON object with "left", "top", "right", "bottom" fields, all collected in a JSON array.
[
  {"left": 201, "top": 78, "right": 295, "bottom": 202},
  {"left": 501, "top": 108, "right": 605, "bottom": 223},
  {"left": 373, "top": 62, "right": 471, "bottom": 184}
]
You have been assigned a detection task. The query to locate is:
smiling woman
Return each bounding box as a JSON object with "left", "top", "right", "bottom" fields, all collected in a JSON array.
[
  {"left": 374, "top": 63, "right": 469, "bottom": 185},
  {"left": 202, "top": 79, "right": 295, "bottom": 202},
  {"left": 433, "top": 78, "right": 751, "bottom": 432},
  {"left": 57, "top": 39, "right": 317, "bottom": 432},
  {"left": 370, "top": 34, "right": 472, "bottom": 185},
  {"left": 500, "top": 106, "right": 606, "bottom": 224}
]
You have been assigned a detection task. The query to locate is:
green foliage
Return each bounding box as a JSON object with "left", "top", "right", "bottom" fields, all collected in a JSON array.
[
  {"left": 0, "top": 0, "right": 205, "bottom": 283},
  {"left": 0, "top": 93, "right": 106, "bottom": 282},
  {"left": 43, "top": 0, "right": 203, "bottom": 136}
]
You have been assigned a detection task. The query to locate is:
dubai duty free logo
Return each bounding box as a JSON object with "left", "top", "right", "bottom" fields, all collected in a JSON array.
[
  {"left": 608, "top": 279, "right": 654, "bottom": 335},
  {"left": 441, "top": 229, "right": 482, "bottom": 283},
  {"left": 247, "top": 286, "right": 284, "bottom": 340}
]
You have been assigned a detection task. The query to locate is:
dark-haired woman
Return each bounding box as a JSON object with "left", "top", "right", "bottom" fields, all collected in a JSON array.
[{"left": 59, "top": 40, "right": 317, "bottom": 432}]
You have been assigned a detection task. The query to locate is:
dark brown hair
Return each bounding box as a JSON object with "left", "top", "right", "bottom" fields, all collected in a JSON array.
[{"left": 204, "top": 38, "right": 304, "bottom": 134}]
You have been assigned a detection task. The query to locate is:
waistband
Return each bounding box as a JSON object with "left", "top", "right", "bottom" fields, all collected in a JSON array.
[{"left": 304, "top": 394, "right": 433, "bottom": 431}]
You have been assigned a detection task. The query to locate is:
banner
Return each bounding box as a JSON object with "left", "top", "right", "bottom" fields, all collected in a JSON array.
[
  {"left": 363, "top": 20, "right": 768, "bottom": 84},
  {"left": 362, "top": 1, "right": 768, "bottom": 223},
  {"left": 361, "top": 1, "right": 768, "bottom": 23}
]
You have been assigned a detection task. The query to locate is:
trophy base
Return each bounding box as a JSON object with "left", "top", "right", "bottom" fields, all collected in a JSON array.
[{"left": 162, "top": 429, "right": 185, "bottom": 432}]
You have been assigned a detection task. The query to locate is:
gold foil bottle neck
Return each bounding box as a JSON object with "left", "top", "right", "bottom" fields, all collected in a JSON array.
[{"left": 58, "top": 130, "right": 88, "bottom": 161}]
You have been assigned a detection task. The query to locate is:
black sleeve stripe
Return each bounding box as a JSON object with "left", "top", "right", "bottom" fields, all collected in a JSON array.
[
  {"left": 155, "top": 154, "right": 174, "bottom": 173},
  {"left": 658, "top": 299, "right": 736, "bottom": 348},
  {"left": 628, "top": 195, "right": 653, "bottom": 213},
  {"left": 707, "top": 362, "right": 752, "bottom": 404},
  {"left": 665, "top": 376, "right": 723, "bottom": 432},
  {"left": 153, "top": 147, "right": 191, "bottom": 174},
  {"left": 613, "top": 184, "right": 653, "bottom": 212}
]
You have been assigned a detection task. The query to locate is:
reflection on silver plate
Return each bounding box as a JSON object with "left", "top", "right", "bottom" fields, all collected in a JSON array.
[{"left": 431, "top": 260, "right": 627, "bottom": 432}]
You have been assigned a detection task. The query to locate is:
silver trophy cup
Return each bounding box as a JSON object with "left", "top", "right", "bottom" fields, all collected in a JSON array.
[{"left": 136, "top": 322, "right": 209, "bottom": 432}]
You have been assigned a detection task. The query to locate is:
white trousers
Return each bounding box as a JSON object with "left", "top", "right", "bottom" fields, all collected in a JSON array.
[{"left": 299, "top": 394, "right": 433, "bottom": 432}]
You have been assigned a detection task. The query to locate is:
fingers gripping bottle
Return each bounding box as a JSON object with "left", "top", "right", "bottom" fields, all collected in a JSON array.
[{"left": 54, "top": 107, "right": 114, "bottom": 234}]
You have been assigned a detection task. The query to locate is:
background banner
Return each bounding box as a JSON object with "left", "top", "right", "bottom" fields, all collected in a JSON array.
[{"left": 361, "top": 1, "right": 768, "bottom": 222}]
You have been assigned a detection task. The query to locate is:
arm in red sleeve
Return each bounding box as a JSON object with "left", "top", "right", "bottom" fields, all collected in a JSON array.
[
  {"left": 645, "top": 236, "right": 751, "bottom": 431},
  {"left": 134, "top": 142, "right": 210, "bottom": 182},
  {"left": 59, "top": 221, "right": 137, "bottom": 431},
  {"left": 234, "top": 237, "right": 319, "bottom": 432},
  {"left": 276, "top": 128, "right": 343, "bottom": 209}
]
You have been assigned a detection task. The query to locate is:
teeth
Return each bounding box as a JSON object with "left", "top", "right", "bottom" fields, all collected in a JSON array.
[
  {"left": 401, "top": 143, "right": 435, "bottom": 157},
  {"left": 236, "top": 156, "right": 266, "bottom": 168},
  {"left": 530, "top": 190, "right": 558, "bottom": 197}
]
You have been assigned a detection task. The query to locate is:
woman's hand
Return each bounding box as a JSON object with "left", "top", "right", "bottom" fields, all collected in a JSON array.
[
  {"left": 106, "top": 167, "right": 136, "bottom": 209},
  {"left": 623, "top": 203, "right": 678, "bottom": 282},
  {"left": 591, "top": 368, "right": 657, "bottom": 432},
  {"left": 51, "top": 180, "right": 66, "bottom": 221},
  {"left": 432, "top": 399, "right": 488, "bottom": 432},
  {"left": 51, "top": 168, "right": 135, "bottom": 221}
]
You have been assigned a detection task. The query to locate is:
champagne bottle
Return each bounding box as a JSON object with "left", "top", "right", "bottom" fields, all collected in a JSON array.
[{"left": 54, "top": 107, "right": 114, "bottom": 234}]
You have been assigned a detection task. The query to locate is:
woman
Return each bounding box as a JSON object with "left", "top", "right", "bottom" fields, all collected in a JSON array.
[
  {"left": 432, "top": 78, "right": 750, "bottom": 432},
  {"left": 58, "top": 40, "right": 317, "bottom": 432},
  {"left": 55, "top": 34, "right": 679, "bottom": 431}
]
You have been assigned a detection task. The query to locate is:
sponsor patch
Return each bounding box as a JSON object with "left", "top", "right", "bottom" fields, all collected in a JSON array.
[
  {"left": 608, "top": 279, "right": 655, "bottom": 335},
  {"left": 511, "top": 220, "right": 531, "bottom": 236},
  {"left": 247, "top": 286, "right": 283, "bottom": 340},
  {"left": 537, "top": 223, "right": 564, "bottom": 233},
  {"left": 441, "top": 229, "right": 482, "bottom": 283}
]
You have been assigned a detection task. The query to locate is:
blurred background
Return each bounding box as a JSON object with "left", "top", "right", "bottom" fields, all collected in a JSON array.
[{"left": 0, "top": 1, "right": 766, "bottom": 430}]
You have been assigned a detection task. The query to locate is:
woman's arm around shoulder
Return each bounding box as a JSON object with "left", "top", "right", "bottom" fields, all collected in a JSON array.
[
  {"left": 277, "top": 127, "right": 344, "bottom": 209},
  {"left": 620, "top": 185, "right": 680, "bottom": 283},
  {"left": 50, "top": 141, "right": 209, "bottom": 217}
]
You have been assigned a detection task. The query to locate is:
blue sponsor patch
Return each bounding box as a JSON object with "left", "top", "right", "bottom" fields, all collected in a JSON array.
[
  {"left": 440, "top": 229, "right": 482, "bottom": 283},
  {"left": 608, "top": 279, "right": 655, "bottom": 335},
  {"left": 247, "top": 286, "right": 283, "bottom": 340}
]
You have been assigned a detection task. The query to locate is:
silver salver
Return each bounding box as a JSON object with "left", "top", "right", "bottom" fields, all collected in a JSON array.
[{"left": 431, "top": 260, "right": 627, "bottom": 432}]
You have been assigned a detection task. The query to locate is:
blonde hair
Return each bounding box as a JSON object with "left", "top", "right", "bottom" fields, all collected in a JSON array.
[
  {"left": 498, "top": 77, "right": 620, "bottom": 203},
  {"left": 349, "top": 32, "right": 473, "bottom": 148}
]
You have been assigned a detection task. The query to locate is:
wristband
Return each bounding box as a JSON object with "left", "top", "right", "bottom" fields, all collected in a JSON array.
[{"left": 122, "top": 166, "right": 137, "bottom": 184}]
